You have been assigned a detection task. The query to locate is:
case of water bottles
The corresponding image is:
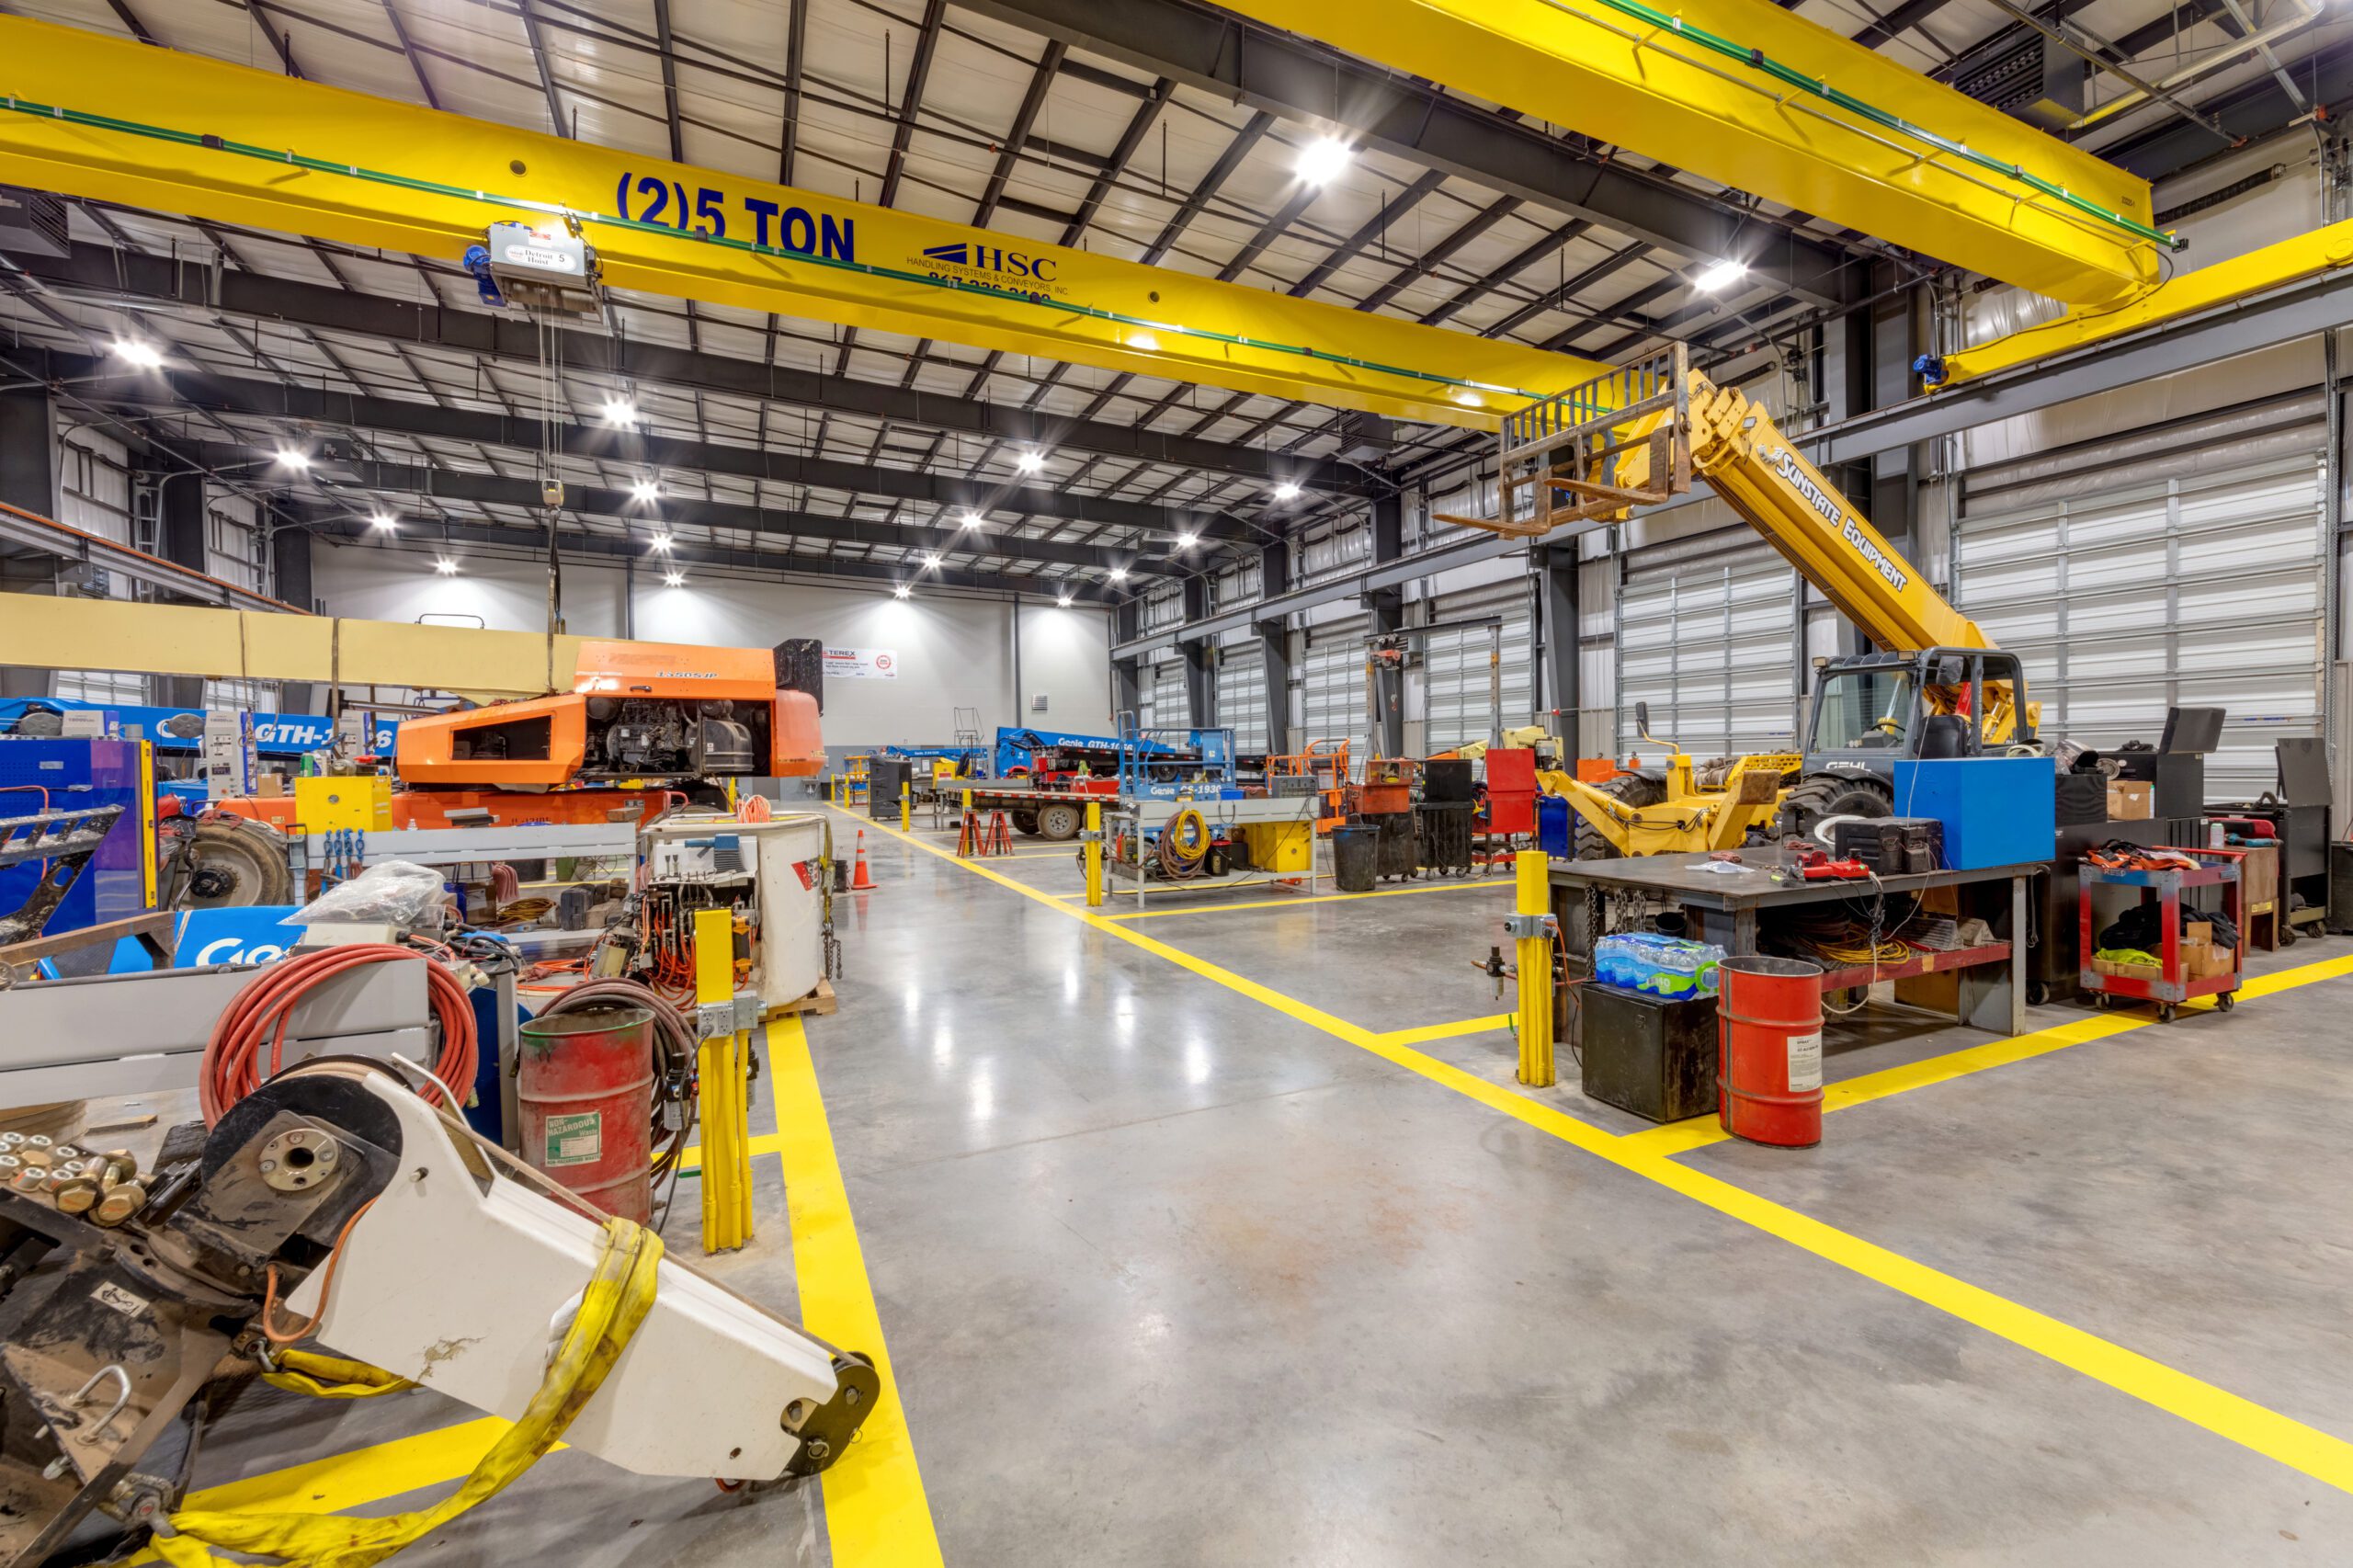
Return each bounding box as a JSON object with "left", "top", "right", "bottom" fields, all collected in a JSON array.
[{"left": 1594, "top": 932, "right": 1726, "bottom": 999}]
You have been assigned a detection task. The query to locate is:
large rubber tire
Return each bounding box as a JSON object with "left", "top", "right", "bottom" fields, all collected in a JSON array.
[
  {"left": 1572, "top": 773, "right": 1668, "bottom": 860},
  {"left": 1012, "top": 812, "right": 1042, "bottom": 836},
  {"left": 169, "top": 820, "right": 293, "bottom": 908},
  {"left": 1033, "top": 801, "right": 1085, "bottom": 842},
  {"left": 1781, "top": 773, "right": 1895, "bottom": 841}
]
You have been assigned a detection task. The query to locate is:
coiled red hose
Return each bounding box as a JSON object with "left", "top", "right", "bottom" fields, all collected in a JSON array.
[{"left": 200, "top": 945, "right": 479, "bottom": 1125}]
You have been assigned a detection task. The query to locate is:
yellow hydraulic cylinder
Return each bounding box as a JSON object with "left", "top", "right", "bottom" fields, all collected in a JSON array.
[
  {"left": 693, "top": 906, "right": 753, "bottom": 1255},
  {"left": 1085, "top": 800, "right": 1105, "bottom": 909},
  {"left": 1225, "top": 0, "right": 2164, "bottom": 307},
  {"left": 1513, "top": 850, "right": 1556, "bottom": 1088},
  {"left": 0, "top": 17, "right": 1598, "bottom": 429}
]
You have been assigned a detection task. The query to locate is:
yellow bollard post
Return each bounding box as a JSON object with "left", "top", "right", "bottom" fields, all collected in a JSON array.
[
  {"left": 900, "top": 781, "right": 912, "bottom": 833},
  {"left": 693, "top": 905, "right": 752, "bottom": 1252},
  {"left": 1513, "top": 848, "right": 1556, "bottom": 1088},
  {"left": 1084, "top": 799, "right": 1104, "bottom": 907}
]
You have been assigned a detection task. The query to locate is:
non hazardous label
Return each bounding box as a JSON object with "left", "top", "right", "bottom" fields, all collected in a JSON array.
[
  {"left": 1786, "top": 1030, "right": 1824, "bottom": 1093},
  {"left": 545, "top": 1111, "right": 603, "bottom": 1167}
]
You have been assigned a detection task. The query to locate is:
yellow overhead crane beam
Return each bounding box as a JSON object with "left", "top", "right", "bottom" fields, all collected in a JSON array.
[
  {"left": 0, "top": 593, "right": 600, "bottom": 700},
  {"left": 1931, "top": 219, "right": 2353, "bottom": 386},
  {"left": 1222, "top": 0, "right": 2173, "bottom": 308},
  {"left": 0, "top": 17, "right": 1600, "bottom": 431}
]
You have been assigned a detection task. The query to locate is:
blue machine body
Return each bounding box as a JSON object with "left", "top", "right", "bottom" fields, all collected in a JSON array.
[
  {"left": 1892, "top": 756, "right": 2057, "bottom": 869},
  {"left": 1116, "top": 722, "right": 1245, "bottom": 802},
  {"left": 1536, "top": 794, "right": 1574, "bottom": 858},
  {"left": 0, "top": 698, "right": 398, "bottom": 758},
  {"left": 0, "top": 737, "right": 158, "bottom": 936},
  {"left": 993, "top": 724, "right": 1179, "bottom": 778}
]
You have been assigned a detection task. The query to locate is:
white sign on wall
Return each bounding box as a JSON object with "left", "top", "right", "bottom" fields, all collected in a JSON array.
[{"left": 823, "top": 646, "right": 898, "bottom": 680}]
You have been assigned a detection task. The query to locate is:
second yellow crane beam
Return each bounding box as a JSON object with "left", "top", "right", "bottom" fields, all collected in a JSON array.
[
  {"left": 0, "top": 17, "right": 1599, "bottom": 430},
  {"left": 1225, "top": 0, "right": 2169, "bottom": 308}
]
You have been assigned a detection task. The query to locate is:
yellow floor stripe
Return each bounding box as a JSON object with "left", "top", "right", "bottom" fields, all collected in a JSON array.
[
  {"left": 838, "top": 804, "right": 2353, "bottom": 1494},
  {"left": 770, "top": 1014, "right": 945, "bottom": 1566},
  {"left": 1621, "top": 950, "right": 2353, "bottom": 1158},
  {"left": 1099, "top": 878, "right": 1506, "bottom": 920},
  {"left": 176, "top": 1417, "right": 517, "bottom": 1517},
  {"left": 1379, "top": 1013, "right": 1512, "bottom": 1046}
]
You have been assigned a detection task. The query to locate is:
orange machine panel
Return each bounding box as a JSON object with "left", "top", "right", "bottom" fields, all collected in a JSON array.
[
  {"left": 394, "top": 692, "right": 591, "bottom": 789},
  {"left": 572, "top": 640, "right": 775, "bottom": 699},
  {"left": 772, "top": 690, "right": 824, "bottom": 778}
]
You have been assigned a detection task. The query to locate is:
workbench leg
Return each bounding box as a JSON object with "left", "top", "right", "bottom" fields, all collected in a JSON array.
[
  {"left": 1733, "top": 907, "right": 1758, "bottom": 957},
  {"left": 2010, "top": 872, "right": 2028, "bottom": 1035}
]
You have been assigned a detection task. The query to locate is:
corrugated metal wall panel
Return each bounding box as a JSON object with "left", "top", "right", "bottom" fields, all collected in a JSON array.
[{"left": 1956, "top": 452, "right": 2326, "bottom": 800}]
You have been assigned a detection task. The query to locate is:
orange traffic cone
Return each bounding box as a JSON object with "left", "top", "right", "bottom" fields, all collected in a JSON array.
[{"left": 850, "top": 830, "right": 876, "bottom": 890}]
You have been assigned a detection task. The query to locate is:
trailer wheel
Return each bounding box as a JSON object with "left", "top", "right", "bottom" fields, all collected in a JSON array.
[
  {"left": 1012, "top": 812, "right": 1041, "bottom": 836},
  {"left": 167, "top": 819, "right": 293, "bottom": 908},
  {"left": 1034, "top": 801, "right": 1085, "bottom": 841}
]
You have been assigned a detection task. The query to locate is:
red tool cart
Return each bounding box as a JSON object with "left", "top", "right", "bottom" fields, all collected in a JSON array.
[{"left": 2077, "top": 847, "right": 2244, "bottom": 1021}]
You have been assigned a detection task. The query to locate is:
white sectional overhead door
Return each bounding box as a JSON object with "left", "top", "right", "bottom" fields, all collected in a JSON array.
[
  {"left": 1614, "top": 544, "right": 1800, "bottom": 758},
  {"left": 1956, "top": 454, "right": 2326, "bottom": 801}
]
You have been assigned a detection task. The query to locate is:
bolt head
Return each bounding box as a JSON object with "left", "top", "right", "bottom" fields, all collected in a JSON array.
[{"left": 258, "top": 1160, "right": 277, "bottom": 1174}]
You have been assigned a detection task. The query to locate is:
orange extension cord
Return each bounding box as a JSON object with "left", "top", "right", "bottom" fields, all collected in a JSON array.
[{"left": 199, "top": 945, "right": 478, "bottom": 1125}]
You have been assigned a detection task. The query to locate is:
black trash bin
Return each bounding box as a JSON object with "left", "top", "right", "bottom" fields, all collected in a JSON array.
[{"left": 1330, "top": 824, "right": 1378, "bottom": 892}]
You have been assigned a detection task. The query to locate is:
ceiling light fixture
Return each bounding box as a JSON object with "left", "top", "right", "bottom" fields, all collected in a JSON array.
[
  {"left": 649, "top": 531, "right": 673, "bottom": 551},
  {"left": 1016, "top": 449, "right": 1045, "bottom": 474},
  {"left": 893, "top": 583, "right": 912, "bottom": 599},
  {"left": 631, "top": 477, "right": 661, "bottom": 503},
  {"left": 1109, "top": 566, "right": 1128, "bottom": 583},
  {"left": 602, "top": 397, "right": 637, "bottom": 426},
  {"left": 1056, "top": 593, "right": 1074, "bottom": 608},
  {"left": 1694, "top": 258, "right": 1748, "bottom": 293},
  {"left": 435, "top": 557, "right": 459, "bottom": 575},
  {"left": 1273, "top": 481, "right": 1302, "bottom": 502},
  {"left": 1295, "top": 136, "right": 1353, "bottom": 186},
  {"left": 109, "top": 338, "right": 163, "bottom": 369},
  {"left": 959, "top": 509, "right": 983, "bottom": 528},
  {"left": 664, "top": 570, "right": 686, "bottom": 587},
  {"left": 274, "top": 447, "right": 310, "bottom": 471},
  {"left": 369, "top": 510, "right": 396, "bottom": 531},
  {"left": 923, "top": 552, "right": 940, "bottom": 569},
  {"left": 1176, "top": 530, "right": 1198, "bottom": 549}
]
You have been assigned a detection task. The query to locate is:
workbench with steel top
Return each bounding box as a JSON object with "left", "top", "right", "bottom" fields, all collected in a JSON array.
[{"left": 1548, "top": 848, "right": 2043, "bottom": 1036}]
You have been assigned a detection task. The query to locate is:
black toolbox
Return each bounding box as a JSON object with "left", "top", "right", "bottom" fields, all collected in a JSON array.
[
  {"left": 1830, "top": 815, "right": 1945, "bottom": 873},
  {"left": 1579, "top": 984, "right": 1717, "bottom": 1123}
]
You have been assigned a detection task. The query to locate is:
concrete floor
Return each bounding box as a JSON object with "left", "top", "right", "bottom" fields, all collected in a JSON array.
[{"left": 188, "top": 817, "right": 2353, "bottom": 1565}]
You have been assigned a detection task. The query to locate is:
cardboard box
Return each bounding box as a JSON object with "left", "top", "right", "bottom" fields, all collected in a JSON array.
[
  {"left": 2094, "top": 957, "right": 2162, "bottom": 980},
  {"left": 2187, "top": 946, "right": 2234, "bottom": 980},
  {"left": 2107, "top": 781, "right": 2154, "bottom": 821},
  {"left": 2184, "top": 921, "right": 2212, "bottom": 946}
]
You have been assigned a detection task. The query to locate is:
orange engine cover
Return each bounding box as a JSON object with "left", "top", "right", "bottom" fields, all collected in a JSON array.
[{"left": 397, "top": 640, "right": 825, "bottom": 786}]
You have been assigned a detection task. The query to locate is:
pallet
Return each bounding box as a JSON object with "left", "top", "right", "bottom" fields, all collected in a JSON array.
[{"left": 764, "top": 978, "right": 838, "bottom": 1019}]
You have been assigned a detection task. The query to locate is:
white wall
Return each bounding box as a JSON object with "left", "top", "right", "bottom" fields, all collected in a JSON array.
[{"left": 309, "top": 543, "right": 1111, "bottom": 746}]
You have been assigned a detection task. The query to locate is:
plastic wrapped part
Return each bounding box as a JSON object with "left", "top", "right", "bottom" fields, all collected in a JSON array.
[
  {"left": 281, "top": 860, "right": 450, "bottom": 932},
  {"left": 1595, "top": 932, "right": 1727, "bottom": 999}
]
